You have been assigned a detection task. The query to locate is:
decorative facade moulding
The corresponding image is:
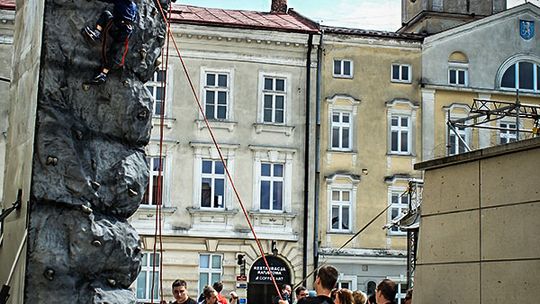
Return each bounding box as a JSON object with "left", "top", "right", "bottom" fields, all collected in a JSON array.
[{"left": 385, "top": 98, "right": 419, "bottom": 109}]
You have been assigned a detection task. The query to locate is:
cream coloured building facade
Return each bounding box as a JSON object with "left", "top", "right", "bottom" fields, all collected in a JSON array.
[
  {"left": 128, "top": 4, "right": 319, "bottom": 303},
  {"left": 316, "top": 26, "right": 423, "bottom": 299}
]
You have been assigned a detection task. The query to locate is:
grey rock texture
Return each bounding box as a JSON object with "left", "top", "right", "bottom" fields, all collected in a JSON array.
[{"left": 26, "top": 0, "right": 168, "bottom": 302}]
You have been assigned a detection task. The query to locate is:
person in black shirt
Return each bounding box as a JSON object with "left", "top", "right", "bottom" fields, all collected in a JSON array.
[{"left": 280, "top": 265, "right": 338, "bottom": 304}]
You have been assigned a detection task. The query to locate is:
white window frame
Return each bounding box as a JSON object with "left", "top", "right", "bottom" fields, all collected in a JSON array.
[
  {"left": 135, "top": 252, "right": 161, "bottom": 303},
  {"left": 141, "top": 155, "right": 170, "bottom": 207},
  {"left": 447, "top": 123, "right": 470, "bottom": 155},
  {"left": 448, "top": 66, "right": 468, "bottom": 86},
  {"left": 259, "top": 162, "right": 285, "bottom": 212},
  {"left": 200, "top": 67, "right": 234, "bottom": 121},
  {"left": 499, "top": 60, "right": 539, "bottom": 93},
  {"left": 192, "top": 143, "right": 237, "bottom": 210},
  {"left": 326, "top": 174, "right": 360, "bottom": 234},
  {"left": 333, "top": 59, "right": 354, "bottom": 78},
  {"left": 331, "top": 111, "right": 352, "bottom": 151},
  {"left": 198, "top": 253, "right": 223, "bottom": 297},
  {"left": 251, "top": 146, "right": 295, "bottom": 213},
  {"left": 390, "top": 115, "right": 412, "bottom": 154},
  {"left": 259, "top": 73, "right": 289, "bottom": 125},
  {"left": 329, "top": 189, "right": 353, "bottom": 233},
  {"left": 326, "top": 95, "right": 360, "bottom": 152},
  {"left": 388, "top": 188, "right": 409, "bottom": 236},
  {"left": 386, "top": 99, "right": 417, "bottom": 156},
  {"left": 337, "top": 274, "right": 358, "bottom": 290},
  {"left": 499, "top": 121, "right": 518, "bottom": 144},
  {"left": 391, "top": 63, "right": 412, "bottom": 83},
  {"left": 145, "top": 66, "right": 173, "bottom": 117},
  {"left": 200, "top": 159, "right": 227, "bottom": 210}
]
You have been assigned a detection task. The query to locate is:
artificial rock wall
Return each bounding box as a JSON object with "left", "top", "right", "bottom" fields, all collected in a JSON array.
[{"left": 25, "top": 0, "right": 168, "bottom": 302}]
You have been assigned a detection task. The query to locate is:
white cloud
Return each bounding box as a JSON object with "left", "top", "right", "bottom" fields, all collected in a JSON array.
[{"left": 307, "top": 0, "right": 402, "bottom": 31}]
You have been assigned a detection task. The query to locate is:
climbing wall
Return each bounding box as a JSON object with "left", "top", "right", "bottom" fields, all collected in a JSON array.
[{"left": 25, "top": 0, "right": 168, "bottom": 302}]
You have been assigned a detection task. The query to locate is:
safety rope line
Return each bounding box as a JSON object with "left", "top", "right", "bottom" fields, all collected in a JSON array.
[
  {"left": 292, "top": 203, "right": 393, "bottom": 290},
  {"left": 152, "top": 0, "right": 284, "bottom": 300},
  {"left": 151, "top": 1, "right": 173, "bottom": 303}
]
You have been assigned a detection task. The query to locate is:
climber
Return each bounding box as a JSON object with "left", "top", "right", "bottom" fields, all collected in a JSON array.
[{"left": 82, "top": 0, "right": 138, "bottom": 85}]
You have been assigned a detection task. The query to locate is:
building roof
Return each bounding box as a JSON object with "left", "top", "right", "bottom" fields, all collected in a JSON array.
[
  {"left": 0, "top": 0, "right": 14, "bottom": 10},
  {"left": 170, "top": 4, "right": 319, "bottom": 33},
  {"left": 322, "top": 25, "right": 424, "bottom": 41}
]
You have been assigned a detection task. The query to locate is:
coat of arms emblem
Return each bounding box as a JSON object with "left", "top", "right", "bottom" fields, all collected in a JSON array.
[{"left": 520, "top": 20, "right": 535, "bottom": 40}]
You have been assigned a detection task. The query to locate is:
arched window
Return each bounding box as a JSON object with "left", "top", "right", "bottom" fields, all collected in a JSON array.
[
  {"left": 500, "top": 60, "right": 540, "bottom": 92},
  {"left": 448, "top": 51, "right": 469, "bottom": 86},
  {"left": 367, "top": 281, "right": 377, "bottom": 295}
]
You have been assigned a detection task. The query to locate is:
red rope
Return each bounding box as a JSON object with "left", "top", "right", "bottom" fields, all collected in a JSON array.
[
  {"left": 151, "top": 1, "right": 173, "bottom": 303},
  {"left": 151, "top": 0, "right": 284, "bottom": 301}
]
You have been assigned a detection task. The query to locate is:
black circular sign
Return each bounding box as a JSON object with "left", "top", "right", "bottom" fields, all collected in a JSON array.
[{"left": 249, "top": 256, "right": 291, "bottom": 284}]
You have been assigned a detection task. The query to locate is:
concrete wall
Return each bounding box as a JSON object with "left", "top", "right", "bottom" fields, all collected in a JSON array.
[
  {"left": 0, "top": 7, "right": 14, "bottom": 207},
  {"left": 414, "top": 137, "right": 540, "bottom": 304},
  {"left": 0, "top": 0, "right": 44, "bottom": 303}
]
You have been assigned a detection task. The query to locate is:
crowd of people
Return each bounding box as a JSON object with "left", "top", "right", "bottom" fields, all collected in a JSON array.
[{"left": 167, "top": 265, "right": 413, "bottom": 304}]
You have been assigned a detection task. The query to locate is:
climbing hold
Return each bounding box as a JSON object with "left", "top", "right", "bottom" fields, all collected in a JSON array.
[
  {"left": 154, "top": 58, "right": 162, "bottom": 67},
  {"left": 91, "top": 159, "right": 97, "bottom": 171},
  {"left": 75, "top": 129, "right": 83, "bottom": 140},
  {"left": 81, "top": 204, "right": 93, "bottom": 214},
  {"left": 46, "top": 156, "right": 58, "bottom": 166},
  {"left": 43, "top": 268, "right": 55, "bottom": 281},
  {"left": 128, "top": 188, "right": 138, "bottom": 197},
  {"left": 82, "top": 83, "right": 90, "bottom": 91},
  {"left": 90, "top": 181, "right": 101, "bottom": 191},
  {"left": 123, "top": 80, "right": 130, "bottom": 87},
  {"left": 92, "top": 240, "right": 102, "bottom": 247},
  {"left": 107, "top": 278, "right": 116, "bottom": 287},
  {"left": 137, "top": 110, "right": 148, "bottom": 120},
  {"left": 140, "top": 49, "right": 147, "bottom": 60}
]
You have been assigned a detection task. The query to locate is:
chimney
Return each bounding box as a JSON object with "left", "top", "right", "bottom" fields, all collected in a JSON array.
[{"left": 271, "top": 0, "right": 288, "bottom": 13}]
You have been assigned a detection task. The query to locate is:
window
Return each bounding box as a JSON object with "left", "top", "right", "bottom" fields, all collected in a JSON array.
[
  {"left": 201, "top": 160, "right": 226, "bottom": 209},
  {"left": 260, "top": 163, "right": 284, "bottom": 211},
  {"left": 396, "top": 282, "right": 409, "bottom": 304},
  {"left": 499, "top": 122, "right": 518, "bottom": 144},
  {"left": 333, "top": 59, "right": 353, "bottom": 78},
  {"left": 391, "top": 64, "right": 411, "bottom": 83},
  {"left": 337, "top": 274, "right": 357, "bottom": 290},
  {"left": 448, "top": 68, "right": 467, "bottom": 86},
  {"left": 204, "top": 72, "right": 229, "bottom": 120},
  {"left": 448, "top": 125, "right": 469, "bottom": 155},
  {"left": 330, "top": 189, "right": 352, "bottom": 232},
  {"left": 143, "top": 157, "right": 165, "bottom": 205},
  {"left": 389, "top": 191, "right": 409, "bottom": 235},
  {"left": 500, "top": 61, "right": 539, "bottom": 92},
  {"left": 390, "top": 115, "right": 411, "bottom": 154},
  {"left": 135, "top": 253, "right": 160, "bottom": 302},
  {"left": 145, "top": 69, "right": 168, "bottom": 116},
  {"left": 262, "top": 76, "right": 286, "bottom": 124},
  {"left": 331, "top": 112, "right": 352, "bottom": 150},
  {"left": 199, "top": 254, "right": 222, "bottom": 295}
]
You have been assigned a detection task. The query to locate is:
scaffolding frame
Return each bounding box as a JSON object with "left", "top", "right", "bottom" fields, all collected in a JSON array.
[{"left": 447, "top": 98, "right": 540, "bottom": 155}]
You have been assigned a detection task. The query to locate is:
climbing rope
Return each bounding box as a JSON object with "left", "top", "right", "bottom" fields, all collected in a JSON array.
[
  {"left": 150, "top": 1, "right": 173, "bottom": 303},
  {"left": 149, "top": 0, "right": 284, "bottom": 301}
]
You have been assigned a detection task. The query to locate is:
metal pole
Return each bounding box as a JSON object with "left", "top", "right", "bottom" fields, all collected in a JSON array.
[{"left": 516, "top": 89, "right": 520, "bottom": 141}]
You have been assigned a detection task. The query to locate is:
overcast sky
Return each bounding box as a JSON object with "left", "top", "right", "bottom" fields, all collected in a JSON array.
[{"left": 178, "top": 0, "right": 538, "bottom": 31}]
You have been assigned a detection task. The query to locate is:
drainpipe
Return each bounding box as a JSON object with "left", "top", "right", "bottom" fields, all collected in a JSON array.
[
  {"left": 303, "top": 33, "right": 313, "bottom": 281},
  {"left": 313, "top": 30, "right": 323, "bottom": 274}
]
